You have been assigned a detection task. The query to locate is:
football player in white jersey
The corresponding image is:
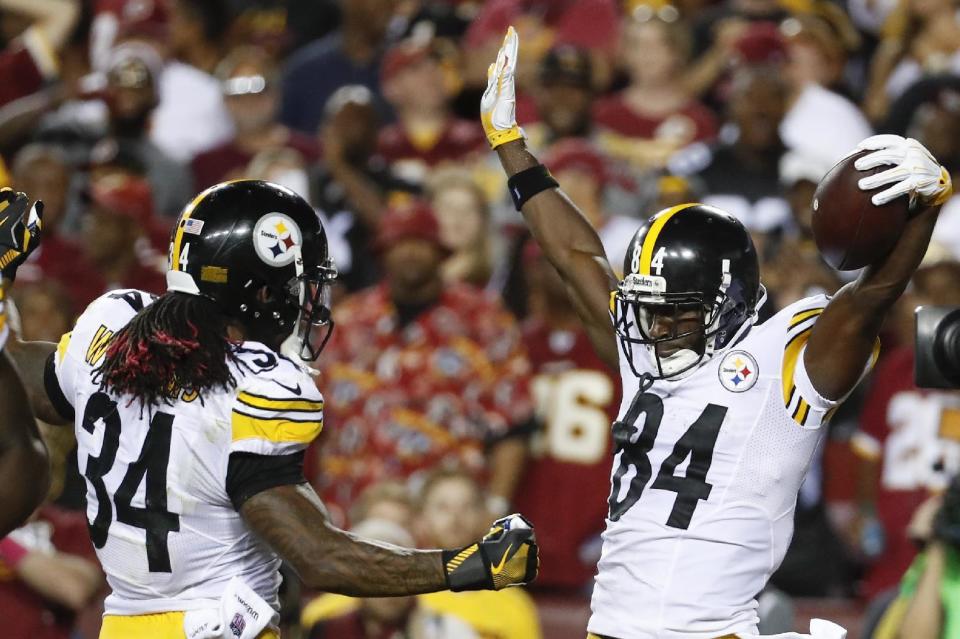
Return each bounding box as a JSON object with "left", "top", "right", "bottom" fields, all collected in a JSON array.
[
  {"left": 0, "top": 188, "right": 49, "bottom": 536},
  {"left": 481, "top": 28, "right": 953, "bottom": 639},
  {"left": 4, "top": 180, "right": 538, "bottom": 639}
]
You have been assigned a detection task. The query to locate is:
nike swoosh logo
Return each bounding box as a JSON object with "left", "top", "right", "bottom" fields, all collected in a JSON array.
[
  {"left": 272, "top": 380, "right": 302, "bottom": 395},
  {"left": 491, "top": 543, "right": 513, "bottom": 575}
]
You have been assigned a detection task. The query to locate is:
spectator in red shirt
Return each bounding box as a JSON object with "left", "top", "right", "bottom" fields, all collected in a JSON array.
[
  {"left": 314, "top": 203, "right": 533, "bottom": 526},
  {"left": 79, "top": 175, "right": 167, "bottom": 301},
  {"left": 593, "top": 9, "right": 717, "bottom": 170},
  {"left": 525, "top": 44, "right": 596, "bottom": 150},
  {"left": 9, "top": 144, "right": 103, "bottom": 315},
  {"left": 852, "top": 260, "right": 960, "bottom": 598},
  {"left": 192, "top": 45, "right": 318, "bottom": 190},
  {"left": 0, "top": 507, "right": 103, "bottom": 639},
  {"left": 377, "top": 39, "right": 487, "bottom": 184},
  {"left": 0, "top": 0, "right": 77, "bottom": 109},
  {"left": 513, "top": 242, "right": 621, "bottom": 592}
]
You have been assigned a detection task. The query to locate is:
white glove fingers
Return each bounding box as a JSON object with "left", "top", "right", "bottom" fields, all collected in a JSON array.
[
  {"left": 872, "top": 179, "right": 913, "bottom": 206},
  {"left": 856, "top": 134, "right": 906, "bottom": 151},
  {"left": 854, "top": 149, "right": 902, "bottom": 171},
  {"left": 858, "top": 165, "right": 909, "bottom": 190}
]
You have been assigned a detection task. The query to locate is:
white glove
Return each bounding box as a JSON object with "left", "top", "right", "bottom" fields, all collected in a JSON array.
[
  {"left": 854, "top": 134, "right": 953, "bottom": 206},
  {"left": 480, "top": 26, "right": 524, "bottom": 149}
]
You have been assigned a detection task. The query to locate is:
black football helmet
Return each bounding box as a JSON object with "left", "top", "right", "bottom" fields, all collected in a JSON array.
[
  {"left": 166, "top": 180, "right": 338, "bottom": 361},
  {"left": 613, "top": 203, "right": 763, "bottom": 380}
]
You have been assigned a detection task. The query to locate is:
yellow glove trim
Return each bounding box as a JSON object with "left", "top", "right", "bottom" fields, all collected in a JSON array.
[{"left": 932, "top": 166, "right": 953, "bottom": 206}]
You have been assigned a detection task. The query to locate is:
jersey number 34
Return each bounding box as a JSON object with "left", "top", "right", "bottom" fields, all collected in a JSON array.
[
  {"left": 81, "top": 391, "right": 181, "bottom": 573},
  {"left": 609, "top": 392, "right": 727, "bottom": 528}
]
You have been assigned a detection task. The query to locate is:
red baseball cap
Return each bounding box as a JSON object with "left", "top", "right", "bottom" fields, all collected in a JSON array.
[
  {"left": 734, "top": 21, "right": 787, "bottom": 65},
  {"left": 375, "top": 202, "right": 450, "bottom": 253},
  {"left": 544, "top": 138, "right": 609, "bottom": 186},
  {"left": 89, "top": 175, "right": 155, "bottom": 227},
  {"left": 381, "top": 40, "right": 434, "bottom": 84}
]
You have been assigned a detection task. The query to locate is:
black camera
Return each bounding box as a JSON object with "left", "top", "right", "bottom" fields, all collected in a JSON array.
[{"left": 916, "top": 306, "right": 960, "bottom": 389}]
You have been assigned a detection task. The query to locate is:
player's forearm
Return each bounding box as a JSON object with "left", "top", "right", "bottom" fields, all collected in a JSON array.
[
  {"left": 495, "top": 140, "right": 608, "bottom": 274},
  {"left": 242, "top": 483, "right": 447, "bottom": 596},
  {"left": 5, "top": 338, "right": 68, "bottom": 426},
  {"left": 851, "top": 203, "right": 940, "bottom": 319},
  {"left": 896, "top": 542, "right": 946, "bottom": 639},
  {"left": 0, "top": 352, "right": 48, "bottom": 536}
]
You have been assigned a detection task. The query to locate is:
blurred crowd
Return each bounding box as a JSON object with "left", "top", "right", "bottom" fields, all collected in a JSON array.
[{"left": 0, "top": 0, "right": 959, "bottom": 637}]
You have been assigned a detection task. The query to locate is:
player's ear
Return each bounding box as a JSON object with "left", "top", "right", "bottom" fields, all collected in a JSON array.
[{"left": 255, "top": 285, "right": 276, "bottom": 304}]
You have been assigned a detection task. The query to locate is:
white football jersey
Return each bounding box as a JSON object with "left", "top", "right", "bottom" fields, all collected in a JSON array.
[
  {"left": 588, "top": 294, "right": 877, "bottom": 639},
  {"left": 50, "top": 290, "right": 324, "bottom": 616}
]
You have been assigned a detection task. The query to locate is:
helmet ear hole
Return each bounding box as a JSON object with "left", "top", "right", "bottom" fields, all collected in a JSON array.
[{"left": 256, "top": 285, "right": 276, "bottom": 304}]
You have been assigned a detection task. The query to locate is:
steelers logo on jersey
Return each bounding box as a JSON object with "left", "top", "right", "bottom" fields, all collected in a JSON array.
[
  {"left": 718, "top": 350, "right": 759, "bottom": 392},
  {"left": 253, "top": 213, "right": 302, "bottom": 267}
]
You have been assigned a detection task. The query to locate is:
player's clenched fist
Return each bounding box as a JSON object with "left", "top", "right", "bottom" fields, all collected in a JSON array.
[
  {"left": 443, "top": 513, "right": 538, "bottom": 591},
  {"left": 0, "top": 188, "right": 43, "bottom": 282}
]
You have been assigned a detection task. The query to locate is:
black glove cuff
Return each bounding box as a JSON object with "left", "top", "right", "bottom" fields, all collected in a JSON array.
[
  {"left": 442, "top": 544, "right": 492, "bottom": 592},
  {"left": 506, "top": 164, "right": 558, "bottom": 211}
]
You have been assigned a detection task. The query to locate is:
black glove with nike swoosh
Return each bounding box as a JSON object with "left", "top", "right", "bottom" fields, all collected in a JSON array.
[
  {"left": 442, "top": 513, "right": 539, "bottom": 591},
  {"left": 0, "top": 188, "right": 43, "bottom": 283}
]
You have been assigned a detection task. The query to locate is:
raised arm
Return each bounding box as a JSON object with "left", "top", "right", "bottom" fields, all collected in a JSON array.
[
  {"left": 805, "top": 135, "right": 952, "bottom": 400},
  {"left": 482, "top": 28, "right": 619, "bottom": 368},
  {"left": 240, "top": 483, "right": 537, "bottom": 596}
]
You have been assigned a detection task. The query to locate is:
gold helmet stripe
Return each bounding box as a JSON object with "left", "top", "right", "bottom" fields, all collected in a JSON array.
[
  {"left": 170, "top": 180, "right": 246, "bottom": 272},
  {"left": 637, "top": 203, "right": 699, "bottom": 275}
]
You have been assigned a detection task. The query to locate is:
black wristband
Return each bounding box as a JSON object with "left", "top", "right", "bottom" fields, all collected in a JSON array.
[
  {"left": 442, "top": 544, "right": 492, "bottom": 591},
  {"left": 507, "top": 165, "right": 558, "bottom": 211}
]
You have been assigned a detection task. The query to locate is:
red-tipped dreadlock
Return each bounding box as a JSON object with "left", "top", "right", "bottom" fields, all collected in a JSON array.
[{"left": 95, "top": 292, "right": 243, "bottom": 406}]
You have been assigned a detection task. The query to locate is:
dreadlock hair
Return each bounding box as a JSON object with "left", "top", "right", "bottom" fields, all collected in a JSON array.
[{"left": 95, "top": 292, "right": 243, "bottom": 407}]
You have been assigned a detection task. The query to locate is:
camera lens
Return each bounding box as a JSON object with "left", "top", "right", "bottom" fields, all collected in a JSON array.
[{"left": 934, "top": 309, "right": 960, "bottom": 386}]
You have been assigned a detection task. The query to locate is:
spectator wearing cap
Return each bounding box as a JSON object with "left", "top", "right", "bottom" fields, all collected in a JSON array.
[
  {"left": 543, "top": 139, "right": 637, "bottom": 272},
  {"left": 280, "top": 0, "right": 398, "bottom": 135},
  {"left": 377, "top": 38, "right": 487, "bottom": 184},
  {"left": 100, "top": 44, "right": 194, "bottom": 217},
  {"left": 671, "top": 66, "right": 791, "bottom": 233},
  {"left": 312, "top": 85, "right": 420, "bottom": 293},
  {"left": 79, "top": 175, "right": 166, "bottom": 303},
  {"left": 592, "top": 8, "right": 717, "bottom": 170},
  {"left": 314, "top": 203, "right": 534, "bottom": 529},
  {"left": 191, "top": 46, "right": 318, "bottom": 191},
  {"left": 525, "top": 45, "right": 596, "bottom": 150},
  {"left": 115, "top": 0, "right": 234, "bottom": 162}
]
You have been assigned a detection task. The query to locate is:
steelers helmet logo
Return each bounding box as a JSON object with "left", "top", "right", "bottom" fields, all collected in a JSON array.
[
  {"left": 253, "top": 213, "right": 302, "bottom": 267},
  {"left": 718, "top": 350, "right": 759, "bottom": 392}
]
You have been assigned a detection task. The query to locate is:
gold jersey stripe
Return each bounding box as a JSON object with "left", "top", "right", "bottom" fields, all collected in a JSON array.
[
  {"left": 237, "top": 391, "right": 324, "bottom": 412},
  {"left": 781, "top": 325, "right": 813, "bottom": 407},
  {"left": 56, "top": 331, "right": 72, "bottom": 365},
  {"left": 789, "top": 307, "right": 824, "bottom": 329},
  {"left": 231, "top": 411, "right": 323, "bottom": 444},
  {"left": 637, "top": 203, "right": 699, "bottom": 275}
]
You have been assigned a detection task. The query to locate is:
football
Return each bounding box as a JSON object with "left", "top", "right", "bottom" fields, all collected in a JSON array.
[{"left": 811, "top": 150, "right": 912, "bottom": 271}]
